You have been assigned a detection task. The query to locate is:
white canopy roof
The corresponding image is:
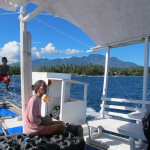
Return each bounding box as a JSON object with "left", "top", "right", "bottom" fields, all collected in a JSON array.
[{"left": 1, "top": 0, "right": 150, "bottom": 47}]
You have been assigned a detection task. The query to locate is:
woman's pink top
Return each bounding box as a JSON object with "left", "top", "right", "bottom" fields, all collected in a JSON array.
[{"left": 24, "top": 95, "right": 45, "bottom": 134}]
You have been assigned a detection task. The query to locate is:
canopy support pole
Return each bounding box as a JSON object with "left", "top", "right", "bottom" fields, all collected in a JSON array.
[
  {"left": 20, "top": 0, "right": 51, "bottom": 23},
  {"left": 20, "top": 6, "right": 32, "bottom": 131},
  {"left": 142, "top": 37, "right": 149, "bottom": 115},
  {"left": 60, "top": 80, "right": 66, "bottom": 121},
  {"left": 100, "top": 47, "right": 110, "bottom": 118}
]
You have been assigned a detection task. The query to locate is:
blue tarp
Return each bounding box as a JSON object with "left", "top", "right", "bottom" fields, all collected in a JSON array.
[
  {"left": 5, "top": 126, "right": 23, "bottom": 135},
  {"left": 0, "top": 108, "right": 18, "bottom": 117},
  {"left": 0, "top": 127, "right": 3, "bottom": 134}
]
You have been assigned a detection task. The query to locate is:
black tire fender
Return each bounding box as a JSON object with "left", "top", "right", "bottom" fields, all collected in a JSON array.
[
  {"left": 57, "top": 140, "right": 71, "bottom": 150},
  {"left": 65, "top": 132, "right": 74, "bottom": 139},
  {"left": 50, "top": 134, "right": 64, "bottom": 143}
]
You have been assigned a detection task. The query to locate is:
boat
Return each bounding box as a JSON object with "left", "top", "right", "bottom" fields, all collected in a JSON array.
[{"left": 0, "top": 0, "right": 150, "bottom": 150}]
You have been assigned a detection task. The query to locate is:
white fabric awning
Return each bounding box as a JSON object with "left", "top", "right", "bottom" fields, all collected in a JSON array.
[
  {"left": 1, "top": 0, "right": 150, "bottom": 47},
  {"left": 0, "top": 0, "right": 30, "bottom": 11}
]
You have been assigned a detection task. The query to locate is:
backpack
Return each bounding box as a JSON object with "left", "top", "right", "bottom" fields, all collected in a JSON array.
[{"left": 142, "top": 106, "right": 150, "bottom": 142}]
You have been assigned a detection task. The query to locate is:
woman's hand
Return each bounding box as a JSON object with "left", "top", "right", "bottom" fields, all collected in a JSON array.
[
  {"left": 41, "top": 116, "right": 52, "bottom": 126},
  {"left": 41, "top": 121, "right": 52, "bottom": 126}
]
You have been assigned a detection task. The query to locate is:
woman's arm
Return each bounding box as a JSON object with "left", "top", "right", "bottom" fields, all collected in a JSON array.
[{"left": 28, "top": 99, "right": 42, "bottom": 126}]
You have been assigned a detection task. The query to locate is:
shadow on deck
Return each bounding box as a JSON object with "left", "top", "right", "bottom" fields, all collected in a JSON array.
[{"left": 86, "top": 144, "right": 102, "bottom": 150}]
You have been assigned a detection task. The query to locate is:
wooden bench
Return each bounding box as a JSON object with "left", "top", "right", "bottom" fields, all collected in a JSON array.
[{"left": 87, "top": 97, "right": 149, "bottom": 150}]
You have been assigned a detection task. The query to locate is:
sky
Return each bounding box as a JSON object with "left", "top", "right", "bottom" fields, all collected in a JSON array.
[{"left": 0, "top": 3, "right": 148, "bottom": 66}]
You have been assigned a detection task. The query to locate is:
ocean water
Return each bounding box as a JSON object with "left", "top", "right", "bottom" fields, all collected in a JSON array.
[{"left": 0, "top": 76, "right": 150, "bottom": 120}]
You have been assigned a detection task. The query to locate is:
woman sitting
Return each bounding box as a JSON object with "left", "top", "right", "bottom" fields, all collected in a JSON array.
[{"left": 24, "top": 80, "right": 65, "bottom": 135}]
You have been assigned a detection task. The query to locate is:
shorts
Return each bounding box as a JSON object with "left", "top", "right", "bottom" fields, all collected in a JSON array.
[{"left": 0, "top": 76, "right": 8, "bottom": 82}]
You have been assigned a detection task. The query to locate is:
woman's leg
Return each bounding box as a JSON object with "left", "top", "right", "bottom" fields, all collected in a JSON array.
[
  {"left": 50, "top": 121, "right": 65, "bottom": 126},
  {"left": 37, "top": 124, "right": 65, "bottom": 135}
]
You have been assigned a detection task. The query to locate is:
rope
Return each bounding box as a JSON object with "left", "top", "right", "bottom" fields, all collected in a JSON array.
[
  {"left": 109, "top": 71, "right": 141, "bottom": 109},
  {"left": 109, "top": 72, "right": 131, "bottom": 99},
  {"left": 34, "top": 18, "right": 91, "bottom": 48},
  {"left": 0, "top": 10, "right": 94, "bottom": 49}
]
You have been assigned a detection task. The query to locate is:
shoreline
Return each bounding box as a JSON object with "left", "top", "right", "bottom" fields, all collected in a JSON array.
[{"left": 11, "top": 74, "right": 145, "bottom": 77}]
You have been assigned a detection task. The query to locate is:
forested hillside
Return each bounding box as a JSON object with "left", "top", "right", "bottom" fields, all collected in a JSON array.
[{"left": 10, "top": 65, "right": 145, "bottom": 76}]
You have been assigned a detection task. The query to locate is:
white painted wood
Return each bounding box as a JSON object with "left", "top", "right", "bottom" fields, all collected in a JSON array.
[
  {"left": 60, "top": 80, "right": 66, "bottom": 121},
  {"left": 88, "top": 37, "right": 144, "bottom": 52},
  {"left": 101, "top": 47, "right": 110, "bottom": 118},
  {"left": 102, "top": 111, "right": 141, "bottom": 120},
  {"left": 32, "top": 72, "right": 71, "bottom": 82},
  {"left": 20, "top": 6, "right": 26, "bottom": 121},
  {"left": 20, "top": 1, "right": 51, "bottom": 23},
  {"left": 102, "top": 97, "right": 150, "bottom": 104},
  {"left": 142, "top": 37, "right": 149, "bottom": 114},
  {"left": 84, "top": 84, "right": 88, "bottom": 102},
  {"left": 59, "top": 79, "right": 87, "bottom": 124},
  {"left": 129, "top": 137, "right": 135, "bottom": 150},
  {"left": 61, "top": 100, "right": 87, "bottom": 125},
  {"left": 100, "top": 104, "right": 142, "bottom": 112},
  {"left": 20, "top": 7, "right": 32, "bottom": 128}
]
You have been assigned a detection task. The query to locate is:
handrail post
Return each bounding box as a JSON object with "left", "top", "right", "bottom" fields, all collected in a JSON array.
[
  {"left": 142, "top": 37, "right": 149, "bottom": 116},
  {"left": 60, "top": 80, "right": 66, "bottom": 121},
  {"left": 100, "top": 46, "right": 110, "bottom": 118}
]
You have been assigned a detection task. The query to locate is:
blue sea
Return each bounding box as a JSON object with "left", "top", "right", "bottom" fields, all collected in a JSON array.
[{"left": 0, "top": 76, "right": 150, "bottom": 120}]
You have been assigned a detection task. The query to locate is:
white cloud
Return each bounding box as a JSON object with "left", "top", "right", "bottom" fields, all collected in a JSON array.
[
  {"left": 32, "top": 47, "right": 37, "bottom": 51},
  {"left": 31, "top": 46, "right": 42, "bottom": 59},
  {"left": 0, "top": 41, "right": 83, "bottom": 64},
  {"left": 32, "top": 42, "right": 41, "bottom": 44},
  {"left": 64, "top": 49, "right": 82, "bottom": 54},
  {"left": 0, "top": 41, "right": 20, "bottom": 64},
  {"left": 32, "top": 51, "right": 41, "bottom": 59},
  {"left": 41, "top": 43, "right": 58, "bottom": 54},
  {"left": 41, "top": 43, "right": 83, "bottom": 55}
]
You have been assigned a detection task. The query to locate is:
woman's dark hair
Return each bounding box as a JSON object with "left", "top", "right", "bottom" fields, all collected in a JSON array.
[{"left": 32, "top": 80, "right": 46, "bottom": 93}]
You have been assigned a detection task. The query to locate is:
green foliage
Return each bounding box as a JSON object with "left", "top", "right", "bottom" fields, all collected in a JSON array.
[
  {"left": 38, "top": 65, "right": 145, "bottom": 76},
  {"left": 10, "top": 66, "right": 20, "bottom": 75},
  {"left": 109, "top": 66, "right": 144, "bottom": 76},
  {"left": 10, "top": 65, "right": 147, "bottom": 76},
  {"left": 38, "top": 64, "right": 105, "bottom": 76}
]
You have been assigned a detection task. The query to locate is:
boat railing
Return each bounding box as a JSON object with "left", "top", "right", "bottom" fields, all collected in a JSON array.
[
  {"left": 100, "top": 97, "right": 149, "bottom": 121},
  {"left": 87, "top": 96, "right": 148, "bottom": 150}
]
